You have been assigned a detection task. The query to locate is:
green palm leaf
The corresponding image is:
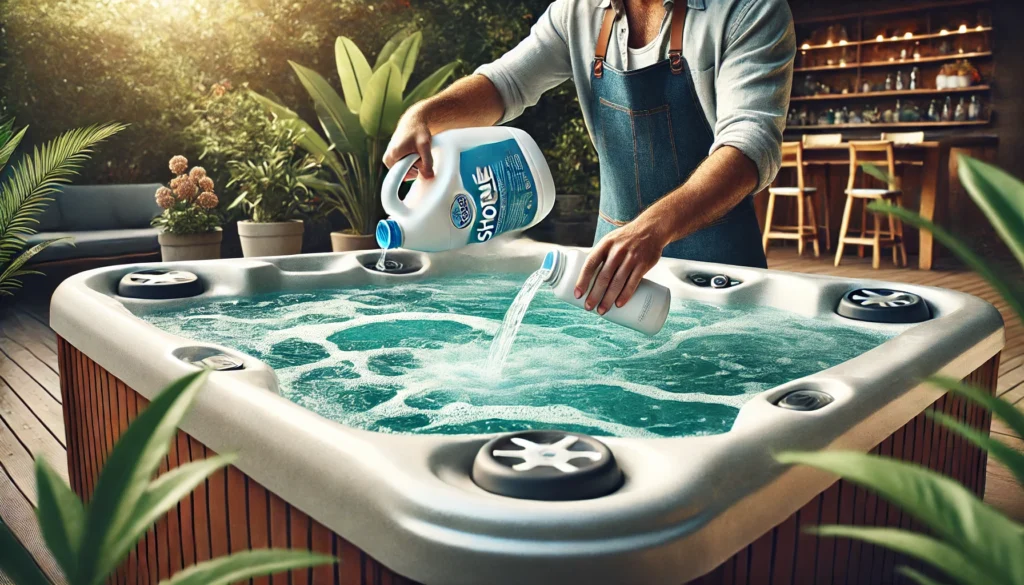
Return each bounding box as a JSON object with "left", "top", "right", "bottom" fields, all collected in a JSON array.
[
  {"left": 76, "top": 371, "right": 209, "bottom": 585},
  {"left": 0, "top": 124, "right": 28, "bottom": 171},
  {"left": 957, "top": 155, "right": 1024, "bottom": 268},
  {"left": 387, "top": 32, "right": 422, "bottom": 88},
  {"left": 0, "top": 520, "right": 50, "bottom": 585},
  {"left": 158, "top": 549, "right": 336, "bottom": 585},
  {"left": 34, "top": 457, "right": 85, "bottom": 576},
  {"left": 0, "top": 124, "right": 124, "bottom": 260},
  {"left": 776, "top": 450, "right": 1024, "bottom": 585},
  {"left": 335, "top": 37, "right": 373, "bottom": 112},
  {"left": 403, "top": 62, "right": 459, "bottom": 110},
  {"left": 374, "top": 29, "right": 411, "bottom": 71},
  {"left": 289, "top": 61, "right": 366, "bottom": 156},
  {"left": 109, "top": 454, "right": 235, "bottom": 566},
  {"left": 360, "top": 62, "right": 404, "bottom": 138},
  {"left": 869, "top": 201, "right": 1024, "bottom": 323},
  {"left": 812, "top": 526, "right": 998, "bottom": 585},
  {"left": 0, "top": 237, "right": 74, "bottom": 296}
]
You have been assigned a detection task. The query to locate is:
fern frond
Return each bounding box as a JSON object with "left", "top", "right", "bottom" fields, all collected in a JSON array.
[
  {"left": 0, "top": 123, "right": 127, "bottom": 246},
  {"left": 0, "top": 123, "right": 27, "bottom": 171},
  {"left": 0, "top": 237, "right": 74, "bottom": 293}
]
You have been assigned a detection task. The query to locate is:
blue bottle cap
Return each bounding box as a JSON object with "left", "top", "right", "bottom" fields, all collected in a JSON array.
[{"left": 376, "top": 219, "right": 403, "bottom": 250}]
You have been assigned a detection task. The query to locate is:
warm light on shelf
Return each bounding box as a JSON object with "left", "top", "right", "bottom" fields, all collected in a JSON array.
[
  {"left": 801, "top": 43, "right": 811, "bottom": 50},
  {"left": 904, "top": 32, "right": 914, "bottom": 39},
  {"left": 876, "top": 34, "right": 885, "bottom": 42},
  {"left": 976, "top": 25, "right": 984, "bottom": 31},
  {"left": 839, "top": 40, "right": 848, "bottom": 46},
  {"left": 959, "top": 24, "right": 968, "bottom": 33},
  {"left": 825, "top": 40, "right": 833, "bottom": 47},
  {"left": 940, "top": 29, "right": 950, "bottom": 35}
]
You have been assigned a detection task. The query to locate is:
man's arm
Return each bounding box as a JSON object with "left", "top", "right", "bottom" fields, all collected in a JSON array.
[
  {"left": 383, "top": 1, "right": 572, "bottom": 177},
  {"left": 576, "top": 0, "right": 796, "bottom": 315}
]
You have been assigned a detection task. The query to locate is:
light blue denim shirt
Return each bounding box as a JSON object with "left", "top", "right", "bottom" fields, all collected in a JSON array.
[{"left": 475, "top": 0, "right": 796, "bottom": 193}]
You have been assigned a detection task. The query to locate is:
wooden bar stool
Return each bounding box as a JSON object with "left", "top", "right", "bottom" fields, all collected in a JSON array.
[
  {"left": 802, "top": 133, "right": 843, "bottom": 250},
  {"left": 834, "top": 141, "right": 908, "bottom": 269},
  {"left": 763, "top": 142, "right": 819, "bottom": 257}
]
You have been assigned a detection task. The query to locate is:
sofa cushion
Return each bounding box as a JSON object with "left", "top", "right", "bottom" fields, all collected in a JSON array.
[
  {"left": 35, "top": 198, "right": 63, "bottom": 231},
  {"left": 53, "top": 184, "right": 163, "bottom": 231},
  {"left": 24, "top": 228, "right": 160, "bottom": 263}
]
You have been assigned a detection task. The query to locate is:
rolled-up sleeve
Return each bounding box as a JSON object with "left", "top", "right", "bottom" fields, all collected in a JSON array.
[
  {"left": 474, "top": 0, "right": 574, "bottom": 124},
  {"left": 711, "top": 0, "right": 795, "bottom": 193}
]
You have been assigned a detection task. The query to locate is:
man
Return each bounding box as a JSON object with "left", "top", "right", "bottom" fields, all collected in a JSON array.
[{"left": 383, "top": 0, "right": 795, "bottom": 316}]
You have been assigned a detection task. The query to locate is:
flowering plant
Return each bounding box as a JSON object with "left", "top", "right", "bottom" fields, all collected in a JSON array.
[{"left": 151, "top": 155, "right": 222, "bottom": 235}]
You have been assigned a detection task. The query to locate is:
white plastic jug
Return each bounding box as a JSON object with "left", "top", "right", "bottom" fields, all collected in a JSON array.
[
  {"left": 376, "top": 127, "right": 556, "bottom": 252},
  {"left": 541, "top": 248, "right": 671, "bottom": 336}
]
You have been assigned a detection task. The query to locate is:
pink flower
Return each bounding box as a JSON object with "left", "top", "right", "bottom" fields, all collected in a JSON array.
[
  {"left": 198, "top": 176, "right": 215, "bottom": 192},
  {"left": 174, "top": 177, "right": 198, "bottom": 201},
  {"left": 155, "top": 187, "right": 175, "bottom": 209},
  {"left": 169, "top": 155, "right": 188, "bottom": 175},
  {"left": 189, "top": 166, "right": 207, "bottom": 181},
  {"left": 197, "top": 192, "right": 219, "bottom": 209}
]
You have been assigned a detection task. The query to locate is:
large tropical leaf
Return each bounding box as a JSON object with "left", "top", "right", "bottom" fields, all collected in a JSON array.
[
  {"left": 869, "top": 201, "right": 1024, "bottom": 323},
  {"left": 0, "top": 520, "right": 50, "bottom": 585},
  {"left": 932, "top": 410, "right": 1024, "bottom": 488},
  {"left": 0, "top": 124, "right": 27, "bottom": 171},
  {"left": 110, "top": 454, "right": 235, "bottom": 566},
  {"left": 34, "top": 458, "right": 84, "bottom": 576},
  {"left": 0, "top": 123, "right": 124, "bottom": 261},
  {"left": 958, "top": 155, "right": 1024, "bottom": 268},
  {"left": 897, "top": 567, "right": 952, "bottom": 585},
  {"left": 248, "top": 91, "right": 345, "bottom": 176},
  {"left": 776, "top": 450, "right": 1024, "bottom": 585},
  {"left": 0, "top": 237, "right": 74, "bottom": 296},
  {"left": 290, "top": 60, "right": 366, "bottom": 157},
  {"left": 387, "top": 32, "right": 422, "bottom": 88},
  {"left": 360, "top": 62, "right": 405, "bottom": 138},
  {"left": 812, "top": 526, "right": 999, "bottom": 585},
  {"left": 334, "top": 37, "right": 373, "bottom": 112},
  {"left": 374, "top": 29, "right": 411, "bottom": 71},
  {"left": 403, "top": 61, "right": 459, "bottom": 110},
  {"left": 930, "top": 376, "right": 1024, "bottom": 476},
  {"left": 76, "top": 371, "right": 209, "bottom": 585},
  {"left": 159, "top": 549, "right": 336, "bottom": 585}
]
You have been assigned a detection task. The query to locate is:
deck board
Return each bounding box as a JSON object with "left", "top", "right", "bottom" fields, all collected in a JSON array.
[{"left": 0, "top": 253, "right": 1022, "bottom": 580}]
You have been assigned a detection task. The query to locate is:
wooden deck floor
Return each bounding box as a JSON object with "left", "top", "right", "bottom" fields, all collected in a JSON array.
[{"left": 0, "top": 252, "right": 1022, "bottom": 582}]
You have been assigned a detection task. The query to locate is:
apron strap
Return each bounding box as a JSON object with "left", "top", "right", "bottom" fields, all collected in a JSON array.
[
  {"left": 668, "top": 0, "right": 688, "bottom": 74},
  {"left": 593, "top": 7, "right": 616, "bottom": 78}
]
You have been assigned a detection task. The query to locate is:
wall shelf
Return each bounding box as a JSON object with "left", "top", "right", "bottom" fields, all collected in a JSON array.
[
  {"left": 791, "top": 85, "right": 991, "bottom": 102},
  {"left": 794, "top": 52, "right": 993, "bottom": 73},
  {"left": 799, "top": 26, "right": 992, "bottom": 51},
  {"left": 788, "top": 120, "right": 990, "bottom": 131}
]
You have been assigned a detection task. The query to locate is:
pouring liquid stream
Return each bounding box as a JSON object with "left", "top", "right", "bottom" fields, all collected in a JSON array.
[{"left": 487, "top": 268, "right": 549, "bottom": 376}]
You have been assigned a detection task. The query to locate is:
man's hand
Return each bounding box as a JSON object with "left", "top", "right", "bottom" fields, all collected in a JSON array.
[
  {"left": 574, "top": 218, "right": 671, "bottom": 314},
  {"left": 383, "top": 106, "right": 434, "bottom": 180}
]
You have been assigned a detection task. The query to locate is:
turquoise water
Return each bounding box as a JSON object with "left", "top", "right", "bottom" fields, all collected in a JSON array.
[{"left": 140, "top": 273, "right": 893, "bottom": 438}]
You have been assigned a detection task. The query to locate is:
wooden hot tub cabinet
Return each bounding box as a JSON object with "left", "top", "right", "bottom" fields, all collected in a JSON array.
[{"left": 58, "top": 337, "right": 999, "bottom": 585}]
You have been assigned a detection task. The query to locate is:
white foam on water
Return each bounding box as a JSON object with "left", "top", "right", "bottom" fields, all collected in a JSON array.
[{"left": 140, "top": 274, "right": 894, "bottom": 437}]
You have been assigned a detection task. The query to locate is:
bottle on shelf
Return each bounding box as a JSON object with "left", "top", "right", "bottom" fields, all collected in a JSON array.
[
  {"left": 895, "top": 99, "right": 903, "bottom": 122},
  {"left": 942, "top": 96, "right": 953, "bottom": 122},
  {"left": 968, "top": 95, "right": 981, "bottom": 121},
  {"left": 885, "top": 74, "right": 894, "bottom": 91},
  {"left": 927, "top": 100, "right": 939, "bottom": 122},
  {"left": 909, "top": 67, "right": 920, "bottom": 91},
  {"left": 896, "top": 71, "right": 906, "bottom": 91},
  {"left": 862, "top": 80, "right": 872, "bottom": 94},
  {"left": 955, "top": 98, "right": 967, "bottom": 122}
]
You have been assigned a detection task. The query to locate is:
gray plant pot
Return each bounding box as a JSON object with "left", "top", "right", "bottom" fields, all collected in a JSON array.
[
  {"left": 237, "top": 220, "right": 304, "bottom": 257},
  {"left": 158, "top": 228, "right": 223, "bottom": 262}
]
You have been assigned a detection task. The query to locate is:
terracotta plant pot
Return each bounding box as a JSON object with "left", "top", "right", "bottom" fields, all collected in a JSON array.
[
  {"left": 237, "top": 220, "right": 304, "bottom": 257},
  {"left": 158, "top": 228, "right": 223, "bottom": 262},
  {"left": 330, "top": 231, "right": 378, "bottom": 252}
]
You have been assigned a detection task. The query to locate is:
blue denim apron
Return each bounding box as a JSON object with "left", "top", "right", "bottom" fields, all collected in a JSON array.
[{"left": 589, "top": 1, "right": 767, "bottom": 268}]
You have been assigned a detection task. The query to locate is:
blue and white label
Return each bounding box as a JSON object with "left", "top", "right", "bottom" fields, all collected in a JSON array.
[
  {"left": 458, "top": 139, "right": 538, "bottom": 244},
  {"left": 450, "top": 193, "right": 473, "bottom": 229}
]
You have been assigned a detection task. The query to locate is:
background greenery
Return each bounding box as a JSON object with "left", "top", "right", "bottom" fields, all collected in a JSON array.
[{"left": 0, "top": 0, "right": 600, "bottom": 219}]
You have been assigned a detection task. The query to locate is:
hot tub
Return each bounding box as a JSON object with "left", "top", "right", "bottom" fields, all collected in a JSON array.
[{"left": 51, "top": 238, "right": 1003, "bottom": 585}]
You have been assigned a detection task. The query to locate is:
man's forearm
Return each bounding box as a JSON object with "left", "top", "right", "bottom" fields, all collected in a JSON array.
[
  {"left": 637, "top": 146, "right": 760, "bottom": 245},
  {"left": 410, "top": 74, "right": 506, "bottom": 133}
]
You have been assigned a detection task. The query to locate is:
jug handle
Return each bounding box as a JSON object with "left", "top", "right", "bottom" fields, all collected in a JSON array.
[{"left": 381, "top": 154, "right": 419, "bottom": 216}]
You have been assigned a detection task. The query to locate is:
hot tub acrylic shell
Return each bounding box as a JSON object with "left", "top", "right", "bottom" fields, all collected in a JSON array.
[{"left": 50, "top": 238, "right": 1004, "bottom": 585}]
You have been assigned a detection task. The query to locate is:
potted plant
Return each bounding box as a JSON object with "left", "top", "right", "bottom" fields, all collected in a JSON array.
[
  {"left": 251, "top": 31, "right": 457, "bottom": 252},
  {"left": 153, "top": 155, "right": 223, "bottom": 261},
  {"left": 227, "top": 126, "right": 320, "bottom": 257}
]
